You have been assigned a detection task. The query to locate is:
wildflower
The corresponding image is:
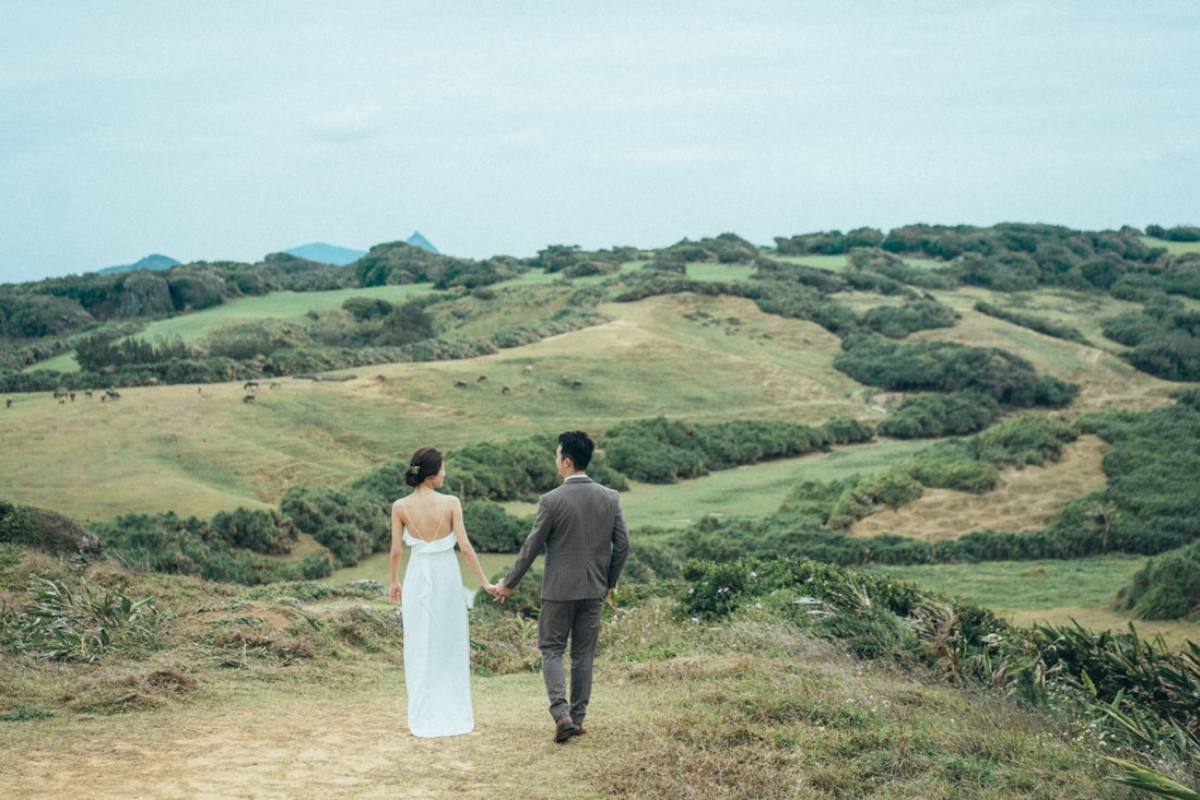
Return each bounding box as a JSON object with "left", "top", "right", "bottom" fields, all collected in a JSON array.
[
  {"left": 750, "top": 571, "right": 757, "bottom": 578},
  {"left": 690, "top": 617, "right": 700, "bottom": 624},
  {"left": 755, "top": 603, "right": 762, "bottom": 609}
]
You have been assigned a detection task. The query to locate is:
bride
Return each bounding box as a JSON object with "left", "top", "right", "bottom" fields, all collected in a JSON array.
[{"left": 389, "top": 446, "right": 495, "bottom": 737}]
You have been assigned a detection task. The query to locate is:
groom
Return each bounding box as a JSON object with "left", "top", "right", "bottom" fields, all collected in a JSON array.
[{"left": 491, "top": 430, "right": 630, "bottom": 743}]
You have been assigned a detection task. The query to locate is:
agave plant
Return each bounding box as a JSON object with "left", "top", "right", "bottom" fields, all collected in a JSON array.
[
  {"left": 14, "top": 577, "right": 157, "bottom": 662},
  {"left": 1104, "top": 757, "right": 1200, "bottom": 800}
]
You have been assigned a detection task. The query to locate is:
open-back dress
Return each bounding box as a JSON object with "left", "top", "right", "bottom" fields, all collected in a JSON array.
[{"left": 401, "top": 497, "right": 474, "bottom": 737}]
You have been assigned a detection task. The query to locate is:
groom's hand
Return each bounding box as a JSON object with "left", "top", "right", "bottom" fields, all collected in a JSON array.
[{"left": 492, "top": 580, "right": 512, "bottom": 602}]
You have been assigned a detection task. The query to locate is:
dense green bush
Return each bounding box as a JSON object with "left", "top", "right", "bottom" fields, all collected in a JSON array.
[
  {"left": 601, "top": 416, "right": 872, "bottom": 484},
  {"left": 1119, "top": 539, "right": 1200, "bottom": 620},
  {"left": 355, "top": 241, "right": 521, "bottom": 289},
  {"left": 0, "top": 501, "right": 102, "bottom": 558},
  {"left": 354, "top": 433, "right": 626, "bottom": 506},
  {"left": 280, "top": 486, "right": 389, "bottom": 566},
  {"left": 208, "top": 507, "right": 297, "bottom": 555},
  {"left": 75, "top": 332, "right": 194, "bottom": 371},
  {"left": 461, "top": 500, "right": 528, "bottom": 552},
  {"left": 773, "top": 227, "right": 885, "bottom": 255},
  {"left": 972, "top": 414, "right": 1077, "bottom": 467},
  {"left": 876, "top": 392, "right": 1000, "bottom": 438},
  {"left": 861, "top": 300, "right": 959, "bottom": 338},
  {"left": 847, "top": 248, "right": 958, "bottom": 290},
  {"left": 373, "top": 302, "right": 435, "bottom": 347},
  {"left": 1147, "top": 224, "right": 1200, "bottom": 242},
  {"left": 834, "top": 333, "right": 1079, "bottom": 407},
  {"left": 92, "top": 512, "right": 331, "bottom": 584}
]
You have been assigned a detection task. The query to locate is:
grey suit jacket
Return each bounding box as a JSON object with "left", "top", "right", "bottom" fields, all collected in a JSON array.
[{"left": 502, "top": 476, "right": 630, "bottom": 601}]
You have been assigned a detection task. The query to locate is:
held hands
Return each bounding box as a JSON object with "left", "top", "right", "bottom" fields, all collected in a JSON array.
[{"left": 488, "top": 579, "right": 513, "bottom": 603}]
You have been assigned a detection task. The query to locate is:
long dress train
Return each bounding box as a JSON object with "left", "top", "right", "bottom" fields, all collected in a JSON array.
[{"left": 401, "top": 527, "right": 474, "bottom": 737}]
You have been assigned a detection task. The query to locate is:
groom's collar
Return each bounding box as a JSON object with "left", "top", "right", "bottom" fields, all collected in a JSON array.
[{"left": 563, "top": 473, "right": 589, "bottom": 482}]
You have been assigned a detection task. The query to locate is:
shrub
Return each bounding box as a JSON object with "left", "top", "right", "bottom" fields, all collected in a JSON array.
[
  {"left": 208, "top": 507, "right": 297, "bottom": 555},
  {"left": 834, "top": 333, "right": 1045, "bottom": 406},
  {"left": 280, "top": 486, "right": 388, "bottom": 567},
  {"left": 373, "top": 302, "right": 434, "bottom": 347},
  {"left": 973, "top": 301, "right": 1091, "bottom": 345},
  {"left": 876, "top": 392, "right": 1000, "bottom": 438},
  {"left": 971, "top": 414, "right": 1077, "bottom": 467},
  {"left": 462, "top": 500, "right": 527, "bottom": 552},
  {"left": 861, "top": 300, "right": 959, "bottom": 338},
  {"left": 602, "top": 416, "right": 859, "bottom": 484},
  {"left": 91, "top": 512, "right": 333, "bottom": 584},
  {"left": 1120, "top": 540, "right": 1200, "bottom": 620},
  {"left": 0, "top": 501, "right": 102, "bottom": 558}
]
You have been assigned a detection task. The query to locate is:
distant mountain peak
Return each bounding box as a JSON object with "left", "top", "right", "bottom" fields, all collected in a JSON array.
[
  {"left": 406, "top": 232, "right": 438, "bottom": 253},
  {"left": 281, "top": 242, "right": 367, "bottom": 266},
  {"left": 97, "top": 254, "right": 181, "bottom": 275}
]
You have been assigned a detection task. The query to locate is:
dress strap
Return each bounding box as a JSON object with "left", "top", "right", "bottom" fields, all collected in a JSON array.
[{"left": 403, "top": 493, "right": 452, "bottom": 543}]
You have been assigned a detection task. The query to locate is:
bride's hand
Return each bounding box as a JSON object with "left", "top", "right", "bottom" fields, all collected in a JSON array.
[
  {"left": 482, "top": 582, "right": 497, "bottom": 595},
  {"left": 389, "top": 583, "right": 402, "bottom": 604}
]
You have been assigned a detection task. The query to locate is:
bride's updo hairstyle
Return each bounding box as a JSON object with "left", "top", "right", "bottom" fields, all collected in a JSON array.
[{"left": 405, "top": 446, "right": 443, "bottom": 488}]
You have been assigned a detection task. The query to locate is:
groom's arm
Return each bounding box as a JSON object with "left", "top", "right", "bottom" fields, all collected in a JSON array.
[
  {"left": 498, "top": 495, "right": 554, "bottom": 595},
  {"left": 607, "top": 501, "right": 630, "bottom": 592}
]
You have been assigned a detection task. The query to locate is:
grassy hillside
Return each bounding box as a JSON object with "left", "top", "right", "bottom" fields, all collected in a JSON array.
[
  {"left": 0, "top": 549, "right": 1173, "bottom": 798},
  {"left": 6, "top": 232, "right": 1200, "bottom": 795}
]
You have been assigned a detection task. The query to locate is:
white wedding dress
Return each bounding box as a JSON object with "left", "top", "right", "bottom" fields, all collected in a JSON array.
[{"left": 401, "top": 523, "right": 475, "bottom": 737}]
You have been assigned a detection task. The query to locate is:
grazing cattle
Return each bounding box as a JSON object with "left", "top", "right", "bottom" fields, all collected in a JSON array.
[
  {"left": 53, "top": 387, "right": 68, "bottom": 399},
  {"left": 85, "top": 389, "right": 93, "bottom": 398},
  {"left": 243, "top": 393, "right": 256, "bottom": 403},
  {"left": 198, "top": 386, "right": 202, "bottom": 393},
  {"left": 59, "top": 398, "right": 65, "bottom": 405},
  {"left": 5, "top": 397, "right": 11, "bottom": 408},
  {"left": 269, "top": 381, "right": 282, "bottom": 389},
  {"left": 502, "top": 384, "right": 511, "bottom": 394},
  {"left": 561, "top": 375, "right": 570, "bottom": 385},
  {"left": 455, "top": 380, "right": 469, "bottom": 389},
  {"left": 477, "top": 375, "right": 488, "bottom": 383},
  {"left": 537, "top": 386, "right": 547, "bottom": 394},
  {"left": 101, "top": 395, "right": 106, "bottom": 403},
  {"left": 572, "top": 380, "right": 583, "bottom": 389},
  {"left": 105, "top": 389, "right": 121, "bottom": 399},
  {"left": 69, "top": 392, "right": 76, "bottom": 401},
  {"left": 243, "top": 381, "right": 259, "bottom": 390},
  {"left": 523, "top": 365, "right": 533, "bottom": 374}
]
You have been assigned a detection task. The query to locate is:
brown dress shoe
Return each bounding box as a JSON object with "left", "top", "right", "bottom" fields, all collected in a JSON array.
[
  {"left": 554, "top": 714, "right": 576, "bottom": 743},
  {"left": 572, "top": 722, "right": 586, "bottom": 737}
]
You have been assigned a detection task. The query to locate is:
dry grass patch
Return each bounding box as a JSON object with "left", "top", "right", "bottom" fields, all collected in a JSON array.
[{"left": 852, "top": 434, "right": 1109, "bottom": 542}]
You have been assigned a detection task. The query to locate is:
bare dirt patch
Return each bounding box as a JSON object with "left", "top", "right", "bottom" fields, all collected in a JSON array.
[{"left": 2, "top": 670, "right": 611, "bottom": 800}]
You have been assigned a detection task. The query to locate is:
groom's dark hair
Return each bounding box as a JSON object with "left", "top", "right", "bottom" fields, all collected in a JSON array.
[{"left": 558, "top": 430, "right": 594, "bottom": 471}]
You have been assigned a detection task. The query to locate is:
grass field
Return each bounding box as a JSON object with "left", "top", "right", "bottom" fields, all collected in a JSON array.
[
  {"left": 3, "top": 260, "right": 1190, "bottom": 645},
  {"left": 869, "top": 556, "right": 1200, "bottom": 647}
]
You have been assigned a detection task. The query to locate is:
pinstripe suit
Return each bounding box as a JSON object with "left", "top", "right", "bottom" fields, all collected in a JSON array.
[{"left": 502, "top": 474, "right": 630, "bottom": 724}]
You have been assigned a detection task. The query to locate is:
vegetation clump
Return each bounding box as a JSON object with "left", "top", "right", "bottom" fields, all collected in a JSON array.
[
  {"left": 601, "top": 416, "right": 873, "bottom": 484},
  {"left": 875, "top": 392, "right": 1000, "bottom": 438},
  {"left": 834, "top": 332, "right": 1080, "bottom": 408},
  {"left": 974, "top": 300, "right": 1092, "bottom": 345}
]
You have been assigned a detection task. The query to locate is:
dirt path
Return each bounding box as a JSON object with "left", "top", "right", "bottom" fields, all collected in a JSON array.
[{"left": 2, "top": 670, "right": 627, "bottom": 799}]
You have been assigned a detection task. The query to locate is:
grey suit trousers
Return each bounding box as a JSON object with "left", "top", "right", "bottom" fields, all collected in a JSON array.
[{"left": 538, "top": 597, "right": 604, "bottom": 724}]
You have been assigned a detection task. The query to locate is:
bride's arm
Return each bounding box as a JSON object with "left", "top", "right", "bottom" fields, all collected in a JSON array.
[
  {"left": 449, "top": 497, "right": 495, "bottom": 592},
  {"left": 389, "top": 500, "right": 405, "bottom": 603}
]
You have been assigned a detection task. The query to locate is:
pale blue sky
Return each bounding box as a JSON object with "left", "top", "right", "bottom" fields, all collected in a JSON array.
[{"left": 2, "top": 1, "right": 1197, "bottom": 283}]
